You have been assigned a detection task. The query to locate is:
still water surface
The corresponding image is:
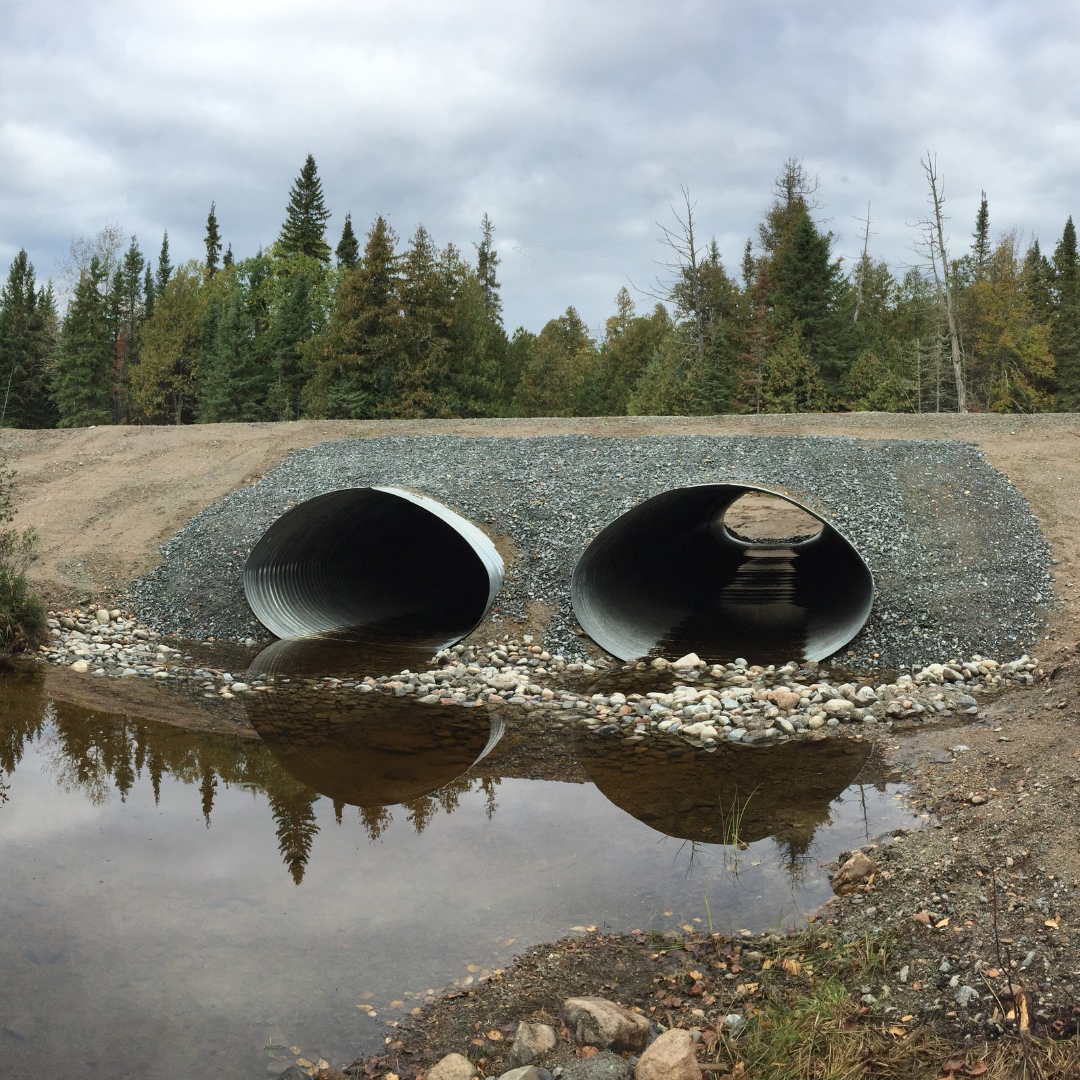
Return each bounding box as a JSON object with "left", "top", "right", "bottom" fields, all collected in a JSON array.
[{"left": 1, "top": 652, "right": 919, "bottom": 1079}]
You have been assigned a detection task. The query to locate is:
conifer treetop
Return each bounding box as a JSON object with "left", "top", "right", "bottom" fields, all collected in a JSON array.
[{"left": 278, "top": 154, "right": 332, "bottom": 263}]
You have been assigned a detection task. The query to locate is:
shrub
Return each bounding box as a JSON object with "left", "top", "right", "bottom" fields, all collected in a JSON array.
[{"left": 0, "top": 467, "right": 47, "bottom": 652}]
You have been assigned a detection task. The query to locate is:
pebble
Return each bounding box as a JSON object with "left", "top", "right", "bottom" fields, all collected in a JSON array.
[{"left": 36, "top": 609, "right": 1044, "bottom": 749}]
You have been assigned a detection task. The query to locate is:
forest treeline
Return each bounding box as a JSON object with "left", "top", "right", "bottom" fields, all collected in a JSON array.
[{"left": 2, "top": 155, "right": 1079, "bottom": 428}]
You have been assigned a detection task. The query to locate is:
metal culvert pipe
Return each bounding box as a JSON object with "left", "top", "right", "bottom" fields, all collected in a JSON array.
[
  {"left": 571, "top": 484, "right": 874, "bottom": 664},
  {"left": 244, "top": 487, "right": 503, "bottom": 646}
]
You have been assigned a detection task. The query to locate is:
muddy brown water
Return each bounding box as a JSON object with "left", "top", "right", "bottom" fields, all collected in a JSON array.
[{"left": 0, "top": 650, "right": 920, "bottom": 1079}]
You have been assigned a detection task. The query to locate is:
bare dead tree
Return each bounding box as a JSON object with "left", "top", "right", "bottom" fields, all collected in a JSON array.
[
  {"left": 633, "top": 184, "right": 707, "bottom": 368},
  {"left": 853, "top": 202, "right": 872, "bottom": 324},
  {"left": 919, "top": 156, "right": 967, "bottom": 412}
]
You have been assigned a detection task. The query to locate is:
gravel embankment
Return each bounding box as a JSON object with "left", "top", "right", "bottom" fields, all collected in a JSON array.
[{"left": 126, "top": 434, "right": 1053, "bottom": 669}]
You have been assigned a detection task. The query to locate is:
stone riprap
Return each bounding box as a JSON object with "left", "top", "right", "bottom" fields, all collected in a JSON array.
[
  {"left": 39, "top": 610, "right": 1040, "bottom": 747},
  {"left": 124, "top": 434, "right": 1052, "bottom": 670}
]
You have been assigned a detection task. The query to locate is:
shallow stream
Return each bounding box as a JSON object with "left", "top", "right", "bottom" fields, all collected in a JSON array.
[{"left": 0, "top": 649, "right": 920, "bottom": 1079}]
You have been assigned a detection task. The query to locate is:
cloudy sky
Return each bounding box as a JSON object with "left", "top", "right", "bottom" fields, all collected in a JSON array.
[{"left": 2, "top": 0, "right": 1078, "bottom": 333}]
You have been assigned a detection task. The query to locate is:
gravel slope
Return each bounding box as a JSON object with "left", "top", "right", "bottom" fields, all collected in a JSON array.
[{"left": 125, "top": 433, "right": 1051, "bottom": 669}]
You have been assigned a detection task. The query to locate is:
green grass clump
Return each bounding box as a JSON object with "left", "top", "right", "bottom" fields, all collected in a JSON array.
[{"left": 0, "top": 466, "right": 47, "bottom": 652}]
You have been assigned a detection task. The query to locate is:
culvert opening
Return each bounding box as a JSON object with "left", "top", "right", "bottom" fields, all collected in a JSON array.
[
  {"left": 723, "top": 491, "right": 824, "bottom": 543},
  {"left": 571, "top": 484, "right": 874, "bottom": 665},
  {"left": 243, "top": 487, "right": 503, "bottom": 647}
]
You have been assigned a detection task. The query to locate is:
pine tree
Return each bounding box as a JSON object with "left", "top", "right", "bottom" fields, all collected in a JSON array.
[
  {"left": 204, "top": 203, "right": 222, "bottom": 279},
  {"left": 1052, "top": 217, "right": 1080, "bottom": 409},
  {"left": 0, "top": 250, "right": 58, "bottom": 428},
  {"left": 302, "top": 215, "right": 401, "bottom": 417},
  {"left": 52, "top": 257, "right": 114, "bottom": 427},
  {"left": 222, "top": 244, "right": 234, "bottom": 270},
  {"left": 277, "top": 154, "right": 332, "bottom": 262},
  {"left": 156, "top": 231, "right": 173, "bottom": 294},
  {"left": 335, "top": 213, "right": 359, "bottom": 270}
]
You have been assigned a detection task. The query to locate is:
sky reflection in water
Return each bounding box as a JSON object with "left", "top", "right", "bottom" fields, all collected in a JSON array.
[{"left": 0, "top": 648, "right": 919, "bottom": 1079}]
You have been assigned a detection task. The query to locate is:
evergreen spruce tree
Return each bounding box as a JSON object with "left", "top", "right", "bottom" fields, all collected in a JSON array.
[
  {"left": 335, "top": 213, "right": 359, "bottom": 270},
  {"left": 267, "top": 266, "right": 316, "bottom": 420},
  {"left": 395, "top": 224, "right": 452, "bottom": 417},
  {"left": 156, "top": 231, "right": 173, "bottom": 294},
  {"left": 204, "top": 203, "right": 222, "bottom": 279},
  {"left": 474, "top": 213, "right": 503, "bottom": 324},
  {"left": 52, "top": 257, "right": 114, "bottom": 427},
  {"left": 971, "top": 192, "right": 991, "bottom": 281},
  {"left": 0, "top": 250, "right": 58, "bottom": 428},
  {"left": 222, "top": 243, "right": 234, "bottom": 270},
  {"left": 761, "top": 328, "right": 826, "bottom": 412},
  {"left": 110, "top": 237, "right": 146, "bottom": 423},
  {"left": 197, "top": 261, "right": 274, "bottom": 422},
  {"left": 1052, "top": 217, "right": 1080, "bottom": 409},
  {"left": 277, "top": 154, "right": 332, "bottom": 262},
  {"left": 1023, "top": 239, "right": 1054, "bottom": 325},
  {"left": 144, "top": 265, "right": 156, "bottom": 322},
  {"left": 302, "top": 215, "right": 401, "bottom": 417}
]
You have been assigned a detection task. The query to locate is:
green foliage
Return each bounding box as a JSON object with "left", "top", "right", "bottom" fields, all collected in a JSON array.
[
  {"left": 155, "top": 231, "right": 173, "bottom": 294},
  {"left": 52, "top": 256, "right": 114, "bottom": 427},
  {"left": 0, "top": 468, "right": 47, "bottom": 652},
  {"left": 303, "top": 215, "right": 402, "bottom": 418},
  {"left": 204, "top": 203, "right": 222, "bottom": 279},
  {"left": 1052, "top": 217, "right": 1080, "bottom": 409},
  {"left": 277, "top": 154, "right": 332, "bottom": 263},
  {"left": 761, "top": 328, "right": 826, "bottom": 412},
  {"left": 131, "top": 262, "right": 204, "bottom": 423},
  {"left": 109, "top": 237, "right": 147, "bottom": 424},
  {"left": 511, "top": 306, "right": 598, "bottom": 416},
  {"left": 335, "top": 213, "right": 359, "bottom": 270},
  {"left": 0, "top": 250, "right": 58, "bottom": 429}
]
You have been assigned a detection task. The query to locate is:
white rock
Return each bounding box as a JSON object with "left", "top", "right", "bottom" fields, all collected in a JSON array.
[
  {"left": 70, "top": 660, "right": 91, "bottom": 673},
  {"left": 95, "top": 609, "right": 110, "bottom": 625}
]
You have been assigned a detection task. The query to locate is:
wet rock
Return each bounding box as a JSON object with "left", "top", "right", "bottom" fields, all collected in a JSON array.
[
  {"left": 560, "top": 1052, "right": 633, "bottom": 1080},
  {"left": 831, "top": 850, "right": 878, "bottom": 895},
  {"left": 505, "top": 1021, "right": 558, "bottom": 1068},
  {"left": 634, "top": 1029, "right": 701, "bottom": 1080},
  {"left": 426, "top": 1052, "right": 479, "bottom": 1080},
  {"left": 562, "top": 997, "right": 650, "bottom": 1051}
]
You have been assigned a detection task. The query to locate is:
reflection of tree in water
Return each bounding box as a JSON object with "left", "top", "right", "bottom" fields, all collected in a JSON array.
[
  {"left": 267, "top": 783, "right": 320, "bottom": 885},
  {"left": 0, "top": 679, "right": 504, "bottom": 884}
]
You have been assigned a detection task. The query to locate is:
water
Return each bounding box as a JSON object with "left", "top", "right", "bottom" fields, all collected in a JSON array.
[{"left": 0, "top": 654, "right": 920, "bottom": 1079}]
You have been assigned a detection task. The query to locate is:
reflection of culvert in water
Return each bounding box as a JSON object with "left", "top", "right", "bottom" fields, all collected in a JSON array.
[
  {"left": 573, "top": 728, "right": 872, "bottom": 849},
  {"left": 571, "top": 484, "right": 874, "bottom": 664},
  {"left": 244, "top": 487, "right": 503, "bottom": 647},
  {"left": 246, "top": 639, "right": 503, "bottom": 808}
]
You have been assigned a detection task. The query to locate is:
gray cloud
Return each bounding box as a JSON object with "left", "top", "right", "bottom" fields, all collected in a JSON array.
[{"left": 2, "top": 0, "right": 1078, "bottom": 332}]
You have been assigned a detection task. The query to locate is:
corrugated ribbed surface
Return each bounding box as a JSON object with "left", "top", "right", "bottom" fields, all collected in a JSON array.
[
  {"left": 243, "top": 487, "right": 503, "bottom": 646},
  {"left": 570, "top": 483, "right": 874, "bottom": 663}
]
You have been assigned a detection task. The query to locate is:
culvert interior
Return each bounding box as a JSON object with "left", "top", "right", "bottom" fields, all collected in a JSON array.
[
  {"left": 571, "top": 484, "right": 875, "bottom": 664},
  {"left": 243, "top": 487, "right": 503, "bottom": 647}
]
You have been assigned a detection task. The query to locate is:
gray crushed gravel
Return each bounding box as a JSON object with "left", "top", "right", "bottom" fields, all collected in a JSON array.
[{"left": 126, "top": 434, "right": 1052, "bottom": 669}]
